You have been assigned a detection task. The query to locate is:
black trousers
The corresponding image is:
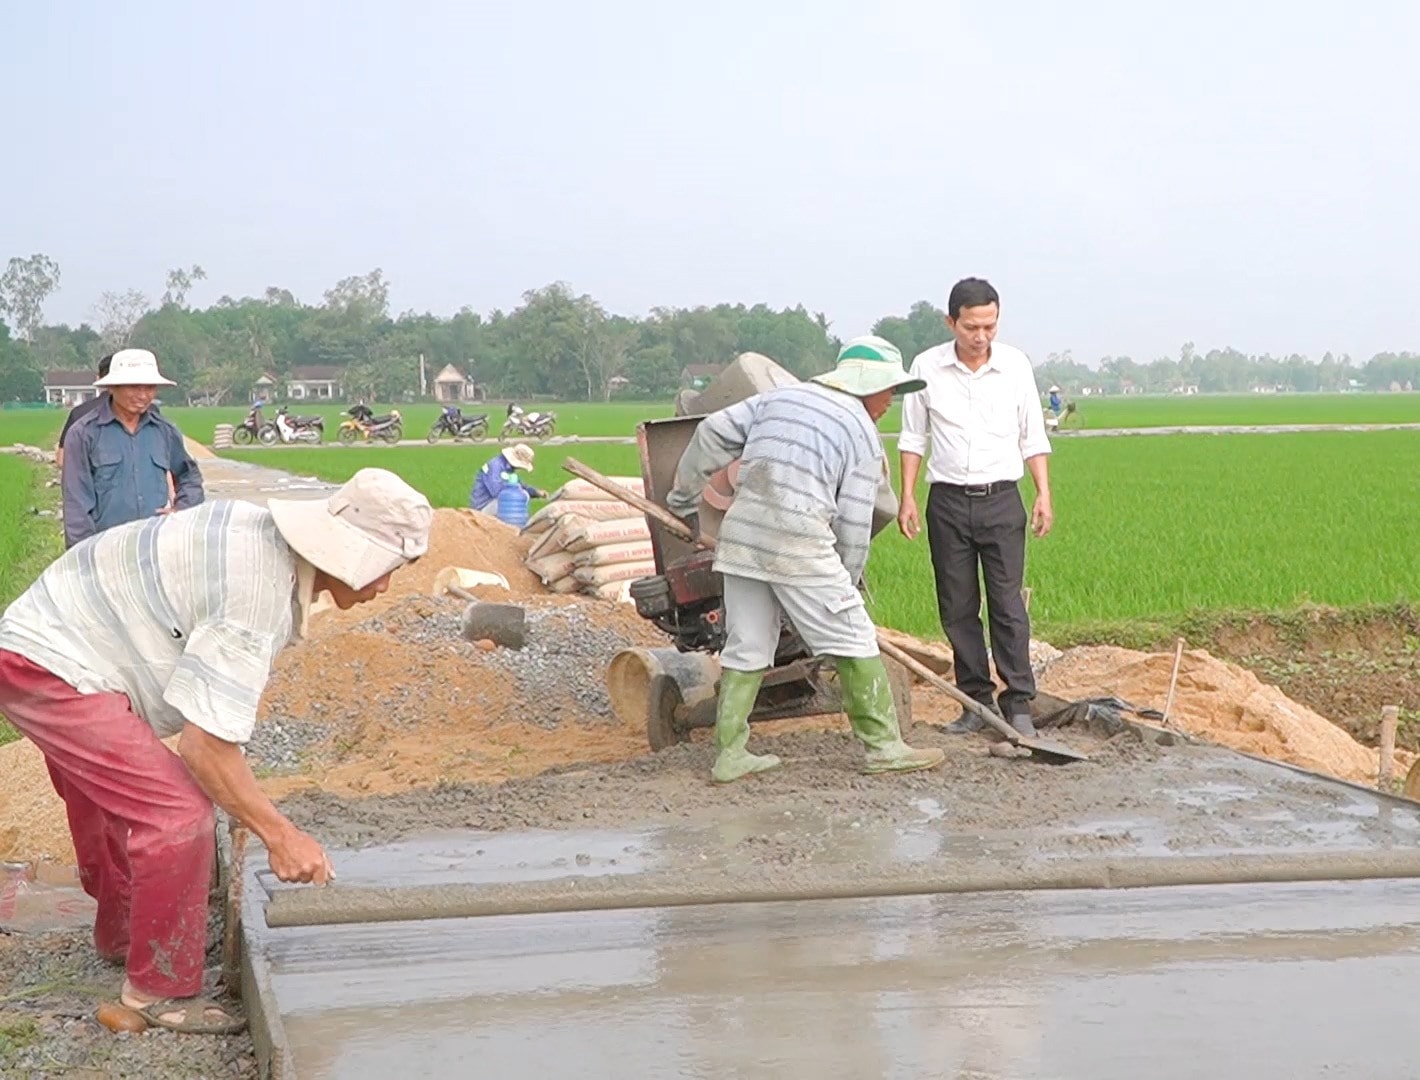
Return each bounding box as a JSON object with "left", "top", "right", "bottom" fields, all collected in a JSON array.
[{"left": 924, "top": 482, "right": 1035, "bottom": 713}]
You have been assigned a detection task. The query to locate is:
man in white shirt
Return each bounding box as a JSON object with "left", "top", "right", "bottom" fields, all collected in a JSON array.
[{"left": 896, "top": 278, "right": 1054, "bottom": 736}]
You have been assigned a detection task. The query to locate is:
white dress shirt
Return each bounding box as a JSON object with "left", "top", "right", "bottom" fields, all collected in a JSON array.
[{"left": 898, "top": 340, "right": 1052, "bottom": 485}]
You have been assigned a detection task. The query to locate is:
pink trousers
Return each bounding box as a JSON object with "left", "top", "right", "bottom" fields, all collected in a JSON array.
[{"left": 0, "top": 649, "right": 214, "bottom": 998}]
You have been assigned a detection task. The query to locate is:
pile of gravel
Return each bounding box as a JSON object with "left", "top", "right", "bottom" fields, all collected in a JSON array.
[
  {"left": 244, "top": 715, "right": 331, "bottom": 773},
  {"left": 344, "top": 597, "right": 657, "bottom": 731}
]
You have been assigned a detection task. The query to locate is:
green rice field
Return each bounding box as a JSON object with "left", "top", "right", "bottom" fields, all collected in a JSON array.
[
  {"left": 0, "top": 456, "right": 64, "bottom": 745},
  {"left": 224, "top": 431, "right": 1420, "bottom": 641},
  {"left": 4, "top": 394, "right": 1419, "bottom": 642},
  {"left": 4, "top": 390, "right": 1418, "bottom": 452}
]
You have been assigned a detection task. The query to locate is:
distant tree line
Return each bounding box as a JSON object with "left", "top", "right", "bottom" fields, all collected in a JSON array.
[{"left": 1, "top": 253, "right": 1418, "bottom": 404}]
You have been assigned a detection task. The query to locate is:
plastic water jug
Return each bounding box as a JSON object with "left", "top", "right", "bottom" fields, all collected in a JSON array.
[{"left": 496, "top": 473, "right": 530, "bottom": 527}]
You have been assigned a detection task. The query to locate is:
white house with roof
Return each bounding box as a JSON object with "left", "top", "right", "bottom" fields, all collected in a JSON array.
[
  {"left": 432, "top": 364, "right": 485, "bottom": 403},
  {"left": 284, "top": 366, "right": 343, "bottom": 400},
  {"left": 43, "top": 370, "right": 99, "bottom": 407}
]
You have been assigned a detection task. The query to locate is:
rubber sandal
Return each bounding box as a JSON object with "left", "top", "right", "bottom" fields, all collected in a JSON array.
[{"left": 130, "top": 996, "right": 247, "bottom": 1035}]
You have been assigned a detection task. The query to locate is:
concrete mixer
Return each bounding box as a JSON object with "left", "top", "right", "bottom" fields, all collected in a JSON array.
[{"left": 605, "top": 353, "right": 913, "bottom": 750}]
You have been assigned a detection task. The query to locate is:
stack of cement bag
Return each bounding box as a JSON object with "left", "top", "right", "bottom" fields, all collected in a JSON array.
[{"left": 521, "top": 477, "right": 655, "bottom": 602}]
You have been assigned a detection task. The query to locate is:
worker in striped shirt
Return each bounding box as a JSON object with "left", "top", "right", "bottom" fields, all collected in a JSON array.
[
  {"left": 0, "top": 469, "right": 432, "bottom": 1035},
  {"left": 667, "top": 336, "right": 946, "bottom": 783}
]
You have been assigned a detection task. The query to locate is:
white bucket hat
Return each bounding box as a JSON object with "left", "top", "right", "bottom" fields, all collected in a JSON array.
[
  {"left": 811, "top": 335, "right": 926, "bottom": 398},
  {"left": 505, "top": 443, "right": 535, "bottom": 471},
  {"left": 94, "top": 348, "right": 176, "bottom": 387},
  {"left": 267, "top": 468, "right": 434, "bottom": 590}
]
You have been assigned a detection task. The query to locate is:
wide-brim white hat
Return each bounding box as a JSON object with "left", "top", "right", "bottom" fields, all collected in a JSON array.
[
  {"left": 1048, "top": 385, "right": 1061, "bottom": 393},
  {"left": 811, "top": 335, "right": 926, "bottom": 398},
  {"left": 505, "top": 443, "right": 535, "bottom": 471},
  {"left": 268, "top": 468, "right": 434, "bottom": 591},
  {"left": 94, "top": 348, "right": 176, "bottom": 387}
]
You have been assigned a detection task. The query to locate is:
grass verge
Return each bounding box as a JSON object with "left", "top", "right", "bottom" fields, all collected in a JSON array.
[{"left": 0, "top": 456, "right": 64, "bottom": 746}]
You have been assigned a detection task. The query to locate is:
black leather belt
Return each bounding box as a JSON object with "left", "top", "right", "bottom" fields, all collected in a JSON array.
[{"left": 936, "top": 479, "right": 1017, "bottom": 497}]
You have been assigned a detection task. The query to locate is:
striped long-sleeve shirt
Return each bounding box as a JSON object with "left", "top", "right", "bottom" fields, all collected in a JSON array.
[
  {"left": 0, "top": 500, "right": 317, "bottom": 744},
  {"left": 666, "top": 383, "right": 885, "bottom": 587}
]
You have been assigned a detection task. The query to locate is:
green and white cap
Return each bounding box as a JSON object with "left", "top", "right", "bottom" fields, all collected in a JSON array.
[{"left": 811, "top": 335, "right": 926, "bottom": 398}]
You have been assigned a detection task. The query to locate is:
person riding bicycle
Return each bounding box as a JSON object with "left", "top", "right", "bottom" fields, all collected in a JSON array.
[{"left": 469, "top": 443, "right": 547, "bottom": 512}]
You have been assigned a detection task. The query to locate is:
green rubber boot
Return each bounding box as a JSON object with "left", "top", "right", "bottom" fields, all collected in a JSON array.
[
  {"left": 711, "top": 669, "right": 782, "bottom": 784},
  {"left": 836, "top": 656, "right": 946, "bottom": 775}
]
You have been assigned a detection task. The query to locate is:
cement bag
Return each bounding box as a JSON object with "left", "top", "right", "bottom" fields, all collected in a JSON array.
[
  {"left": 527, "top": 515, "right": 586, "bottom": 561},
  {"left": 525, "top": 526, "right": 560, "bottom": 561},
  {"left": 589, "top": 580, "right": 634, "bottom": 603},
  {"left": 561, "top": 516, "right": 650, "bottom": 554},
  {"left": 525, "top": 499, "right": 636, "bottom": 533},
  {"left": 548, "top": 574, "right": 581, "bottom": 594},
  {"left": 526, "top": 550, "right": 577, "bottom": 585},
  {"left": 553, "top": 477, "right": 645, "bottom": 502},
  {"left": 572, "top": 539, "right": 654, "bottom": 568},
  {"left": 573, "top": 559, "right": 657, "bottom": 587}
]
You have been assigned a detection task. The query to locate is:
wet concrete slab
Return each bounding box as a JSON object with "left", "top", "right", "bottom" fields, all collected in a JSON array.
[
  {"left": 261, "top": 880, "right": 1420, "bottom": 1079},
  {"left": 243, "top": 751, "right": 1420, "bottom": 1078}
]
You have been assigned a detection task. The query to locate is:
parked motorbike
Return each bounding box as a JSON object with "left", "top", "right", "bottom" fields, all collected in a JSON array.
[
  {"left": 260, "top": 406, "right": 325, "bottom": 445},
  {"left": 426, "top": 405, "right": 489, "bottom": 443},
  {"left": 338, "top": 403, "right": 403, "bottom": 445},
  {"left": 232, "top": 405, "right": 273, "bottom": 446},
  {"left": 500, "top": 402, "right": 556, "bottom": 442}
]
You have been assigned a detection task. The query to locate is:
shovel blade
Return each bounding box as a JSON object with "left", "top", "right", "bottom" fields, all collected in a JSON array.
[{"left": 1014, "top": 734, "right": 1091, "bottom": 765}]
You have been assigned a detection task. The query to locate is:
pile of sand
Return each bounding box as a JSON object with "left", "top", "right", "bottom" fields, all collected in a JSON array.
[
  {"left": 0, "top": 740, "right": 75, "bottom": 864},
  {"left": 304, "top": 508, "right": 544, "bottom": 637},
  {"left": 1041, "top": 645, "right": 1416, "bottom": 785},
  {"left": 256, "top": 593, "right": 668, "bottom": 799}
]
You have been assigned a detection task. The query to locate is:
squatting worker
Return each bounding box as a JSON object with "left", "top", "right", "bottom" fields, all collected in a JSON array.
[
  {"left": 0, "top": 468, "right": 432, "bottom": 1034},
  {"left": 469, "top": 441, "right": 547, "bottom": 512},
  {"left": 897, "top": 277, "right": 1054, "bottom": 737},
  {"left": 61, "top": 348, "right": 205, "bottom": 549},
  {"left": 667, "top": 335, "right": 945, "bottom": 783}
]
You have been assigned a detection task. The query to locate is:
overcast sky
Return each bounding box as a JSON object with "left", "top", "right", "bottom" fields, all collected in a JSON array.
[{"left": 4, "top": 0, "right": 1418, "bottom": 366}]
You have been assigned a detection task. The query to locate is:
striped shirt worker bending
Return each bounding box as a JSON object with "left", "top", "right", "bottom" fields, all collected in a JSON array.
[
  {"left": 666, "top": 336, "right": 945, "bottom": 784},
  {"left": 0, "top": 469, "right": 431, "bottom": 1036}
]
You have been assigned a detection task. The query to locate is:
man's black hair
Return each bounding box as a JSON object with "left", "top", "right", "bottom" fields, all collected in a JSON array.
[
  {"left": 947, "top": 278, "right": 1000, "bottom": 320},
  {"left": 97, "top": 353, "right": 114, "bottom": 379}
]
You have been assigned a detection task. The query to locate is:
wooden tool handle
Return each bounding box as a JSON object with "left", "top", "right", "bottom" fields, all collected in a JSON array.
[
  {"left": 876, "top": 636, "right": 1023, "bottom": 744},
  {"left": 562, "top": 457, "right": 716, "bottom": 551}
]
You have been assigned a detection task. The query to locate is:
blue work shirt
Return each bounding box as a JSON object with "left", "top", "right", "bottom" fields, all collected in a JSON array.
[
  {"left": 470, "top": 453, "right": 516, "bottom": 511},
  {"left": 1048, "top": 391, "right": 1062, "bottom": 413},
  {"left": 61, "top": 398, "right": 205, "bottom": 549}
]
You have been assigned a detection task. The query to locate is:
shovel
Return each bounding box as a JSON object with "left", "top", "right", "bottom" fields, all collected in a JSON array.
[{"left": 875, "top": 637, "right": 1089, "bottom": 765}]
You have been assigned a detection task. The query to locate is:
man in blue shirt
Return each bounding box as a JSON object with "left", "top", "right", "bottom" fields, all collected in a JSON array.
[
  {"left": 469, "top": 443, "right": 545, "bottom": 511},
  {"left": 61, "top": 349, "right": 205, "bottom": 549}
]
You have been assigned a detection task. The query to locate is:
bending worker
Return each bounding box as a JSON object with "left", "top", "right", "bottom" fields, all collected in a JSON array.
[
  {"left": 666, "top": 336, "right": 945, "bottom": 783},
  {"left": 469, "top": 442, "right": 546, "bottom": 512},
  {"left": 0, "top": 468, "right": 432, "bottom": 1034}
]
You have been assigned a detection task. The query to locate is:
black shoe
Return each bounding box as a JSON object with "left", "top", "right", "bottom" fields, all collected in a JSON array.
[
  {"left": 1009, "top": 712, "right": 1038, "bottom": 738},
  {"left": 944, "top": 701, "right": 999, "bottom": 735}
]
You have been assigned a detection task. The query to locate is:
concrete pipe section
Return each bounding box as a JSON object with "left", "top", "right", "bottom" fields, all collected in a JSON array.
[{"left": 240, "top": 744, "right": 1420, "bottom": 1079}]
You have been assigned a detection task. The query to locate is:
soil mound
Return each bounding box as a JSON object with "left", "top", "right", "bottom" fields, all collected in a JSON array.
[
  {"left": 1041, "top": 645, "right": 1415, "bottom": 785},
  {"left": 253, "top": 593, "right": 669, "bottom": 799},
  {"left": 0, "top": 740, "right": 76, "bottom": 864}
]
